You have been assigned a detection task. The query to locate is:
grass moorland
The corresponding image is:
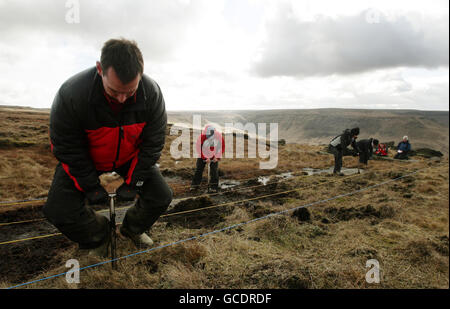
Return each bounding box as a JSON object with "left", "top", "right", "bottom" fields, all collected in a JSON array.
[{"left": 0, "top": 106, "right": 448, "bottom": 289}]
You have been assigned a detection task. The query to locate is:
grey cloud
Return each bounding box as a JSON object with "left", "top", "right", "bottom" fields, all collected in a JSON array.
[
  {"left": 253, "top": 9, "right": 449, "bottom": 77},
  {"left": 396, "top": 82, "right": 413, "bottom": 93},
  {"left": 0, "top": 0, "right": 205, "bottom": 61}
]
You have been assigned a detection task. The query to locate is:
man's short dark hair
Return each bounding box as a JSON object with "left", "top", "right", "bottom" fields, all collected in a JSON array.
[{"left": 100, "top": 38, "right": 144, "bottom": 84}]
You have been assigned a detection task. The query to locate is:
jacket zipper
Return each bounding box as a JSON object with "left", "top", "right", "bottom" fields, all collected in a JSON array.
[{"left": 113, "top": 126, "right": 124, "bottom": 169}]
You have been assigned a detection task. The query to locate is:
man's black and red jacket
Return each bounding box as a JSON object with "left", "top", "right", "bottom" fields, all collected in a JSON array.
[{"left": 49, "top": 67, "right": 167, "bottom": 193}]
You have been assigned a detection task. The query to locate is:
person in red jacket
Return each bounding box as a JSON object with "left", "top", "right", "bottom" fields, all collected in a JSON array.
[
  {"left": 375, "top": 143, "right": 388, "bottom": 156},
  {"left": 191, "top": 125, "right": 225, "bottom": 193},
  {"left": 43, "top": 39, "right": 173, "bottom": 257}
]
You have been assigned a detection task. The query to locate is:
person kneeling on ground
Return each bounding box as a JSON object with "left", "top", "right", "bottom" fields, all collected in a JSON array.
[
  {"left": 191, "top": 125, "right": 225, "bottom": 193},
  {"left": 328, "top": 127, "right": 360, "bottom": 175},
  {"left": 375, "top": 143, "right": 388, "bottom": 156},
  {"left": 356, "top": 138, "right": 379, "bottom": 167},
  {"left": 394, "top": 136, "right": 412, "bottom": 160},
  {"left": 43, "top": 39, "right": 173, "bottom": 257}
]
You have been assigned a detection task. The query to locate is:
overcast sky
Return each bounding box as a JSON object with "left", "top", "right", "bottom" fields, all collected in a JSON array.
[{"left": 0, "top": 0, "right": 448, "bottom": 111}]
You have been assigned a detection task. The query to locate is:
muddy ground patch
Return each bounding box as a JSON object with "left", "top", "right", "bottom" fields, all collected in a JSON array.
[
  {"left": 321, "top": 204, "right": 396, "bottom": 223},
  {"left": 162, "top": 196, "right": 232, "bottom": 229},
  {"left": 0, "top": 235, "right": 74, "bottom": 285}
]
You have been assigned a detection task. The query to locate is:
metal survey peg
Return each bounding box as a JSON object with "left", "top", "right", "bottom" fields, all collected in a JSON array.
[{"left": 109, "top": 193, "right": 117, "bottom": 270}]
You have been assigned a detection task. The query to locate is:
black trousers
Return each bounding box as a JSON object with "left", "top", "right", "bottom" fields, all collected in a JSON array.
[
  {"left": 191, "top": 158, "right": 219, "bottom": 188},
  {"left": 43, "top": 162, "right": 173, "bottom": 249},
  {"left": 394, "top": 151, "right": 409, "bottom": 160},
  {"left": 359, "top": 151, "right": 370, "bottom": 165},
  {"left": 329, "top": 145, "right": 343, "bottom": 173}
]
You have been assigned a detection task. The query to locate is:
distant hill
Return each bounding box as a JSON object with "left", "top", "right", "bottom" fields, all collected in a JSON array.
[
  {"left": 168, "top": 109, "right": 449, "bottom": 154},
  {"left": 0, "top": 106, "right": 447, "bottom": 154}
]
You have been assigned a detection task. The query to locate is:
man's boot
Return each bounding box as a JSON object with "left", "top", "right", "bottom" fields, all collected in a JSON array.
[
  {"left": 208, "top": 184, "right": 219, "bottom": 193},
  {"left": 190, "top": 184, "right": 200, "bottom": 192},
  {"left": 88, "top": 236, "right": 110, "bottom": 257},
  {"left": 88, "top": 215, "right": 111, "bottom": 257},
  {"left": 120, "top": 225, "right": 154, "bottom": 249}
]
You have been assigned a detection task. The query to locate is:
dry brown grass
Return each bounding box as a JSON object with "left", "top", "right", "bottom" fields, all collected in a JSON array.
[{"left": 0, "top": 107, "right": 448, "bottom": 289}]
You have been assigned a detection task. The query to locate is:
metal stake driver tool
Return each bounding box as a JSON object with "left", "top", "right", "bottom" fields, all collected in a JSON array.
[{"left": 109, "top": 193, "right": 117, "bottom": 270}]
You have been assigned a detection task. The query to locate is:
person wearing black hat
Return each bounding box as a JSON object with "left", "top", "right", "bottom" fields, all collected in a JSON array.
[
  {"left": 356, "top": 138, "right": 379, "bottom": 166},
  {"left": 329, "top": 127, "right": 359, "bottom": 175}
]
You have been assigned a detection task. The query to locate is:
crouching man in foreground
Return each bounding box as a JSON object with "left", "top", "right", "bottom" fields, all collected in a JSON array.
[{"left": 43, "top": 38, "right": 173, "bottom": 256}]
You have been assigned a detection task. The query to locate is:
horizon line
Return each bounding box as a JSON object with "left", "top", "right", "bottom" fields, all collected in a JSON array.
[{"left": 1, "top": 104, "right": 448, "bottom": 113}]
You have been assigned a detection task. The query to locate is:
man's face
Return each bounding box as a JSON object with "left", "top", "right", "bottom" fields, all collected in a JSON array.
[
  {"left": 403, "top": 138, "right": 408, "bottom": 142},
  {"left": 96, "top": 61, "right": 140, "bottom": 104}
]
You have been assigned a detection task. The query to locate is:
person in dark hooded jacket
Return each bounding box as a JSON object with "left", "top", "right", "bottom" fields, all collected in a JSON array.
[
  {"left": 356, "top": 138, "right": 379, "bottom": 166},
  {"left": 329, "top": 127, "right": 359, "bottom": 174}
]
